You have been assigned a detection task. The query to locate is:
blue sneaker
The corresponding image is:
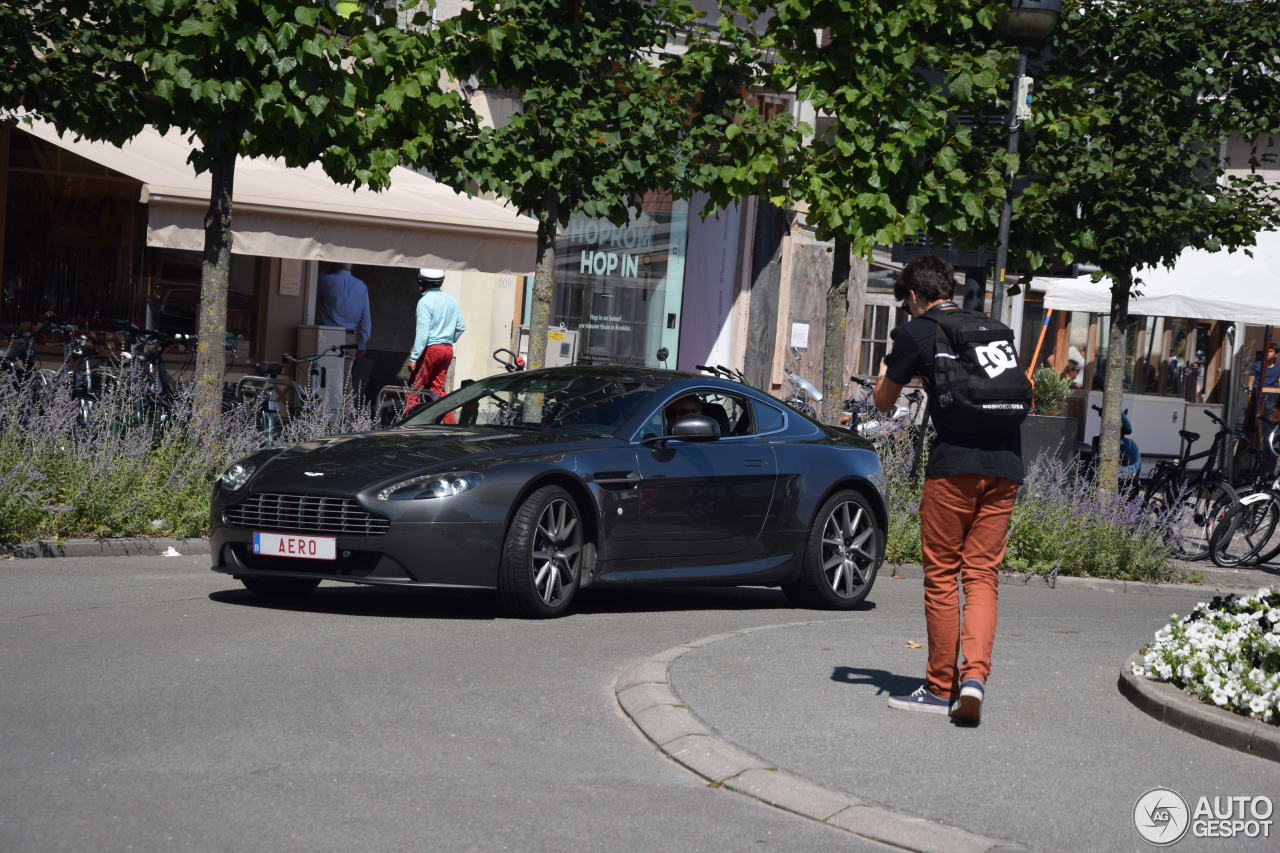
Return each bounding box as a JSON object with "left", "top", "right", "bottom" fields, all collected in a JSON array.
[
  {"left": 950, "top": 678, "right": 985, "bottom": 723},
  {"left": 887, "top": 684, "right": 951, "bottom": 715}
]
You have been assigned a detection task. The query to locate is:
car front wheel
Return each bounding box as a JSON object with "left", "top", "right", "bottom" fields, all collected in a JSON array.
[
  {"left": 784, "top": 489, "right": 882, "bottom": 609},
  {"left": 497, "top": 485, "right": 583, "bottom": 618}
]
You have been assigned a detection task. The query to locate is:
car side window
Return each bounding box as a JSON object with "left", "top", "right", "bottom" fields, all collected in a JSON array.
[
  {"left": 698, "top": 392, "right": 750, "bottom": 436},
  {"left": 751, "top": 398, "right": 786, "bottom": 434},
  {"left": 639, "top": 390, "right": 755, "bottom": 440}
]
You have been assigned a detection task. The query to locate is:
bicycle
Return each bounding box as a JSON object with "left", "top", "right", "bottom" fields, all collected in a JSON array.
[
  {"left": 230, "top": 344, "right": 355, "bottom": 440},
  {"left": 105, "top": 322, "right": 196, "bottom": 438},
  {"left": 843, "top": 375, "right": 925, "bottom": 441},
  {"left": 1141, "top": 409, "right": 1240, "bottom": 561},
  {"left": 694, "top": 363, "right": 748, "bottom": 384},
  {"left": 38, "top": 321, "right": 101, "bottom": 428},
  {"left": 780, "top": 348, "right": 821, "bottom": 420},
  {"left": 1209, "top": 469, "right": 1280, "bottom": 568}
]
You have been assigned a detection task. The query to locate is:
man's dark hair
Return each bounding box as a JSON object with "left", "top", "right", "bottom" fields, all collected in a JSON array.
[{"left": 894, "top": 255, "right": 956, "bottom": 303}]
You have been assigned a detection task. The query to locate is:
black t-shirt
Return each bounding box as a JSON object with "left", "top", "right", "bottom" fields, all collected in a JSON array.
[{"left": 883, "top": 305, "right": 1024, "bottom": 484}]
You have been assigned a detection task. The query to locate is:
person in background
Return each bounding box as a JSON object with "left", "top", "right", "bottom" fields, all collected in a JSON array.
[
  {"left": 1247, "top": 341, "right": 1280, "bottom": 392},
  {"left": 315, "top": 262, "right": 371, "bottom": 358},
  {"left": 1248, "top": 341, "right": 1280, "bottom": 423},
  {"left": 1061, "top": 346, "right": 1085, "bottom": 389},
  {"left": 404, "top": 269, "right": 465, "bottom": 410},
  {"left": 664, "top": 395, "right": 702, "bottom": 433}
]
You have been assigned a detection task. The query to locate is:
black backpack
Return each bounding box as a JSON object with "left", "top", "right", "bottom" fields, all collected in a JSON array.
[{"left": 919, "top": 309, "right": 1031, "bottom": 433}]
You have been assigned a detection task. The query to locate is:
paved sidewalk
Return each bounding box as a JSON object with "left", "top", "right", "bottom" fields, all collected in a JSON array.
[{"left": 619, "top": 575, "right": 1280, "bottom": 853}]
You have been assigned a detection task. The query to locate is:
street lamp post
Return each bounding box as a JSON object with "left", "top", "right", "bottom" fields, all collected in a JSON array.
[{"left": 989, "top": 0, "right": 1062, "bottom": 324}]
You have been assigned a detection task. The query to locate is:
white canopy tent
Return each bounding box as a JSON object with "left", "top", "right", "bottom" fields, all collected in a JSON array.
[
  {"left": 17, "top": 119, "right": 537, "bottom": 274},
  {"left": 1041, "top": 229, "right": 1280, "bottom": 325}
]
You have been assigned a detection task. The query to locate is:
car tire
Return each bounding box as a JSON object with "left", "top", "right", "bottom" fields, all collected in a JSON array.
[
  {"left": 783, "top": 489, "right": 882, "bottom": 609},
  {"left": 240, "top": 576, "right": 320, "bottom": 600},
  {"left": 497, "top": 485, "right": 583, "bottom": 618}
]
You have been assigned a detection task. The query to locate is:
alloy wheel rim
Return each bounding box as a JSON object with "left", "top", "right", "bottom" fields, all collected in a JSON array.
[
  {"left": 820, "top": 501, "right": 875, "bottom": 598},
  {"left": 531, "top": 498, "right": 581, "bottom": 605}
]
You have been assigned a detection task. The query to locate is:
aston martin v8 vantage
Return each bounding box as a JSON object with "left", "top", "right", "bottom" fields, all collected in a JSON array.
[{"left": 211, "top": 366, "right": 887, "bottom": 617}]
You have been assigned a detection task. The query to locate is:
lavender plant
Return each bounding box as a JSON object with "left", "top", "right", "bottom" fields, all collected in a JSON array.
[
  {"left": 1134, "top": 588, "right": 1280, "bottom": 725},
  {"left": 875, "top": 431, "right": 1181, "bottom": 583},
  {"left": 0, "top": 365, "right": 377, "bottom": 544}
]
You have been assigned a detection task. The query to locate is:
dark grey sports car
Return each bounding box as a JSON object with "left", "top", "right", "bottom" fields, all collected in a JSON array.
[{"left": 211, "top": 366, "right": 887, "bottom": 617}]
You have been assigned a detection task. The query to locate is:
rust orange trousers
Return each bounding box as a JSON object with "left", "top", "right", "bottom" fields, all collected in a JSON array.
[{"left": 919, "top": 473, "right": 1018, "bottom": 700}]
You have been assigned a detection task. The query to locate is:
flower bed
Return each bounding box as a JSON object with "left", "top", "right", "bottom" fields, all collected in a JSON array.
[{"left": 1134, "top": 587, "right": 1280, "bottom": 725}]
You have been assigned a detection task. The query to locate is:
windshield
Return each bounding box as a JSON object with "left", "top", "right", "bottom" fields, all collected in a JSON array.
[{"left": 401, "top": 371, "right": 667, "bottom": 436}]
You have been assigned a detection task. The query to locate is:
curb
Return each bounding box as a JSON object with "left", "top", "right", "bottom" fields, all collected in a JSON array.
[
  {"left": 1118, "top": 652, "right": 1280, "bottom": 764},
  {"left": 888, "top": 562, "right": 1272, "bottom": 596},
  {"left": 614, "top": 623, "right": 1028, "bottom": 853},
  {"left": 3, "top": 538, "right": 210, "bottom": 559}
]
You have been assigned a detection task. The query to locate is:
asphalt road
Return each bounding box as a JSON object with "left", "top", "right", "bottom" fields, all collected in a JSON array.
[
  {"left": 3, "top": 556, "right": 1276, "bottom": 852},
  {"left": 1, "top": 555, "right": 882, "bottom": 853}
]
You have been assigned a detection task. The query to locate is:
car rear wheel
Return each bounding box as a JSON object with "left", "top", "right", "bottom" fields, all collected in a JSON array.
[
  {"left": 783, "top": 489, "right": 881, "bottom": 609},
  {"left": 498, "top": 485, "right": 583, "bottom": 618},
  {"left": 240, "top": 576, "right": 320, "bottom": 600}
]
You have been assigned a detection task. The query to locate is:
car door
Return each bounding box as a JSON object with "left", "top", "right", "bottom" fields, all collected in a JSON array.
[{"left": 627, "top": 390, "right": 777, "bottom": 560}]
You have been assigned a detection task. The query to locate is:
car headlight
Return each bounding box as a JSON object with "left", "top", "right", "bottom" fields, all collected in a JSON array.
[
  {"left": 219, "top": 460, "right": 256, "bottom": 491},
  {"left": 376, "top": 472, "right": 480, "bottom": 501}
]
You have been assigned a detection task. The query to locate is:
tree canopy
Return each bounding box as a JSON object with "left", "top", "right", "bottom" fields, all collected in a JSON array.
[
  {"left": 1014, "top": 0, "right": 1280, "bottom": 492},
  {"left": 443, "top": 0, "right": 768, "bottom": 367}
]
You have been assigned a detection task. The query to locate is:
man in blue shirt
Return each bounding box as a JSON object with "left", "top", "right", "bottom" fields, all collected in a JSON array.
[
  {"left": 316, "top": 262, "right": 371, "bottom": 357},
  {"left": 404, "top": 268, "right": 465, "bottom": 410},
  {"left": 1249, "top": 341, "right": 1280, "bottom": 424}
]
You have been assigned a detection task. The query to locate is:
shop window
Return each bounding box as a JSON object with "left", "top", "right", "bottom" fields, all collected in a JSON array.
[
  {"left": 149, "top": 249, "right": 258, "bottom": 346},
  {"left": 2, "top": 131, "right": 146, "bottom": 327},
  {"left": 1092, "top": 314, "right": 1206, "bottom": 399},
  {"left": 857, "top": 303, "right": 907, "bottom": 376}
]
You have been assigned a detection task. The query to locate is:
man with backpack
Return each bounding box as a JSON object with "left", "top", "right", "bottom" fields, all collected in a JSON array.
[{"left": 872, "top": 255, "right": 1030, "bottom": 725}]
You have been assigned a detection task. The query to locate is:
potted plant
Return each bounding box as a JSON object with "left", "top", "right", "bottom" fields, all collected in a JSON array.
[{"left": 1024, "top": 367, "right": 1079, "bottom": 467}]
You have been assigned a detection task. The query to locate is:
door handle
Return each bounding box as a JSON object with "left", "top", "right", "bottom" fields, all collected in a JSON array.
[{"left": 743, "top": 459, "right": 767, "bottom": 468}]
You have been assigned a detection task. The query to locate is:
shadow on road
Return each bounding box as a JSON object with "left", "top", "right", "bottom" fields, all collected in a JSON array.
[
  {"left": 208, "top": 583, "right": 879, "bottom": 619},
  {"left": 830, "top": 666, "right": 919, "bottom": 696},
  {"left": 208, "top": 585, "right": 497, "bottom": 620}
]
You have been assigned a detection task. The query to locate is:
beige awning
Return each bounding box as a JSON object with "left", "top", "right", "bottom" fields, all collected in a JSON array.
[{"left": 16, "top": 119, "right": 537, "bottom": 275}]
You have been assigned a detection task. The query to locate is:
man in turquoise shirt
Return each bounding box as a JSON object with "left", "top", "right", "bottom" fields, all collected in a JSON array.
[{"left": 404, "top": 268, "right": 466, "bottom": 410}]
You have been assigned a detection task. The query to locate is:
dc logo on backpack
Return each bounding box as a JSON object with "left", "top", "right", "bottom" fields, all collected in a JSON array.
[
  {"left": 974, "top": 341, "right": 1019, "bottom": 378},
  {"left": 924, "top": 310, "right": 1031, "bottom": 432}
]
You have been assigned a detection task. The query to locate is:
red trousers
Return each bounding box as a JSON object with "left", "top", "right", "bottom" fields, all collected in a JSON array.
[
  {"left": 918, "top": 474, "right": 1018, "bottom": 699},
  {"left": 404, "top": 344, "right": 453, "bottom": 411}
]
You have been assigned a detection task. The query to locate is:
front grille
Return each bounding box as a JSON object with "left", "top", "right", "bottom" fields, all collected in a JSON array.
[{"left": 225, "top": 493, "right": 390, "bottom": 536}]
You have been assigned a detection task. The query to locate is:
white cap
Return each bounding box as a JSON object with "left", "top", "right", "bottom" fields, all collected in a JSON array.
[
  {"left": 1067, "top": 345, "right": 1085, "bottom": 367},
  {"left": 418, "top": 268, "right": 445, "bottom": 279}
]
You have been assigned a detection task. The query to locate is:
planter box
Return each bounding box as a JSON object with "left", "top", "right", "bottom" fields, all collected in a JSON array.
[{"left": 1022, "top": 415, "right": 1079, "bottom": 469}]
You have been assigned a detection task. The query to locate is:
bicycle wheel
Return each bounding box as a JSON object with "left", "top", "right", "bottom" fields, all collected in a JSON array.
[
  {"left": 1151, "top": 479, "right": 1236, "bottom": 561},
  {"left": 1266, "top": 422, "right": 1280, "bottom": 459},
  {"left": 1210, "top": 492, "right": 1280, "bottom": 567}
]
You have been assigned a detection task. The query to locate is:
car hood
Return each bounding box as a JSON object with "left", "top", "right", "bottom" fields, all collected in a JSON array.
[{"left": 248, "top": 426, "right": 600, "bottom": 492}]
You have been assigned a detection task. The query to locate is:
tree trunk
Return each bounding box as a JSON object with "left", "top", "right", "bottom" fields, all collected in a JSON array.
[
  {"left": 194, "top": 150, "right": 234, "bottom": 422},
  {"left": 820, "top": 238, "right": 850, "bottom": 425},
  {"left": 1095, "top": 271, "right": 1132, "bottom": 496},
  {"left": 526, "top": 198, "right": 559, "bottom": 370}
]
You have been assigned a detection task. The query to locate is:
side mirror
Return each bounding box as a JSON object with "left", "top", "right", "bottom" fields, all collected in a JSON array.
[
  {"left": 642, "top": 414, "right": 720, "bottom": 445},
  {"left": 671, "top": 414, "right": 720, "bottom": 441}
]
